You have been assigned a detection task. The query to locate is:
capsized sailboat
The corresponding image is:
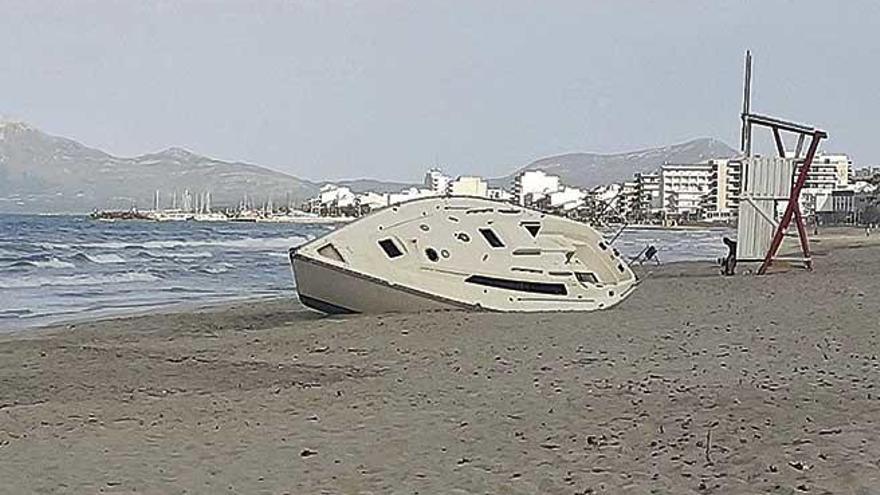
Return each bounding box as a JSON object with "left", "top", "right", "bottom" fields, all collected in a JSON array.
[{"left": 289, "top": 196, "right": 637, "bottom": 314}]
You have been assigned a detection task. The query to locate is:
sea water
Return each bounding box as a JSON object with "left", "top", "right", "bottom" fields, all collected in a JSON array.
[{"left": 0, "top": 214, "right": 732, "bottom": 330}]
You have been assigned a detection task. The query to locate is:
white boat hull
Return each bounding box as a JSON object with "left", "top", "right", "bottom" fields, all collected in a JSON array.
[
  {"left": 291, "top": 253, "right": 465, "bottom": 314},
  {"left": 289, "top": 196, "right": 637, "bottom": 314}
]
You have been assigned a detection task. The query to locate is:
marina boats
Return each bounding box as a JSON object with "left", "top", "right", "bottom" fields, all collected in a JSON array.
[{"left": 289, "top": 196, "right": 638, "bottom": 314}]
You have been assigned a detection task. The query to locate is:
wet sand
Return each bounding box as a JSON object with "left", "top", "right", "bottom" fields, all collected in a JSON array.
[{"left": 1, "top": 240, "right": 879, "bottom": 494}]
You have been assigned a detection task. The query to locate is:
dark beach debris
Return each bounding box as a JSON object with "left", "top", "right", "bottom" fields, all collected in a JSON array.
[
  {"left": 300, "top": 449, "right": 318, "bottom": 458},
  {"left": 457, "top": 457, "right": 471, "bottom": 465},
  {"left": 817, "top": 428, "right": 842, "bottom": 435}
]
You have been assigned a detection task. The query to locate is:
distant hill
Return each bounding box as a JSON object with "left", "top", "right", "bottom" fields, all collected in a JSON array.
[
  {"left": 0, "top": 120, "right": 319, "bottom": 213},
  {"left": 0, "top": 119, "right": 739, "bottom": 213},
  {"left": 492, "top": 138, "right": 738, "bottom": 189},
  {"left": 330, "top": 178, "right": 419, "bottom": 194}
]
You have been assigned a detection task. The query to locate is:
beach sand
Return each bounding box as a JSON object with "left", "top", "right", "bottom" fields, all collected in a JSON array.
[{"left": 1, "top": 238, "right": 879, "bottom": 494}]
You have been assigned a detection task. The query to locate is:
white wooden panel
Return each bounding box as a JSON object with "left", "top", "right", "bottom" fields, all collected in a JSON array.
[{"left": 736, "top": 157, "right": 794, "bottom": 260}]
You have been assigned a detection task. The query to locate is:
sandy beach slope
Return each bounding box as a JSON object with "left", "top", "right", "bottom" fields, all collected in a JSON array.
[{"left": 1, "top": 240, "right": 879, "bottom": 494}]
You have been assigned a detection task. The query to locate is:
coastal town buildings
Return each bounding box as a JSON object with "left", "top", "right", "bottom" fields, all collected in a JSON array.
[
  {"left": 424, "top": 168, "right": 451, "bottom": 195},
  {"left": 488, "top": 188, "right": 514, "bottom": 202},
  {"left": 513, "top": 170, "right": 561, "bottom": 206},
  {"left": 447, "top": 176, "right": 488, "bottom": 197},
  {"left": 302, "top": 151, "right": 874, "bottom": 225},
  {"left": 796, "top": 153, "right": 853, "bottom": 215}
]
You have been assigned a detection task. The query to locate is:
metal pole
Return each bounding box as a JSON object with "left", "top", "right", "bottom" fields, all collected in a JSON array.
[{"left": 741, "top": 50, "right": 752, "bottom": 154}]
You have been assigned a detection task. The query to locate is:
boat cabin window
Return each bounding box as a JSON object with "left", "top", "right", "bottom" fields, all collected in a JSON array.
[
  {"left": 465, "top": 275, "right": 567, "bottom": 295},
  {"left": 575, "top": 272, "right": 600, "bottom": 285},
  {"left": 317, "top": 243, "right": 345, "bottom": 262},
  {"left": 512, "top": 248, "right": 540, "bottom": 256},
  {"left": 479, "top": 228, "right": 505, "bottom": 248},
  {"left": 378, "top": 239, "right": 404, "bottom": 258},
  {"left": 521, "top": 222, "right": 541, "bottom": 238}
]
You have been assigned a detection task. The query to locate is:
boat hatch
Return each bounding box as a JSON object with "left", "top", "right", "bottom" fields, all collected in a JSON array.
[{"left": 378, "top": 239, "right": 404, "bottom": 258}]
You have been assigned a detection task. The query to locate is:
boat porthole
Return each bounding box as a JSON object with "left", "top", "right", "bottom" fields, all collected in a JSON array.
[
  {"left": 456, "top": 232, "right": 470, "bottom": 242},
  {"left": 378, "top": 226, "right": 383, "bottom": 230},
  {"left": 608, "top": 290, "right": 615, "bottom": 297},
  {"left": 617, "top": 264, "right": 624, "bottom": 272},
  {"left": 598, "top": 242, "right": 607, "bottom": 250},
  {"left": 441, "top": 249, "right": 450, "bottom": 258},
  {"left": 599, "top": 303, "right": 605, "bottom": 308},
  {"left": 419, "top": 223, "right": 430, "bottom": 232},
  {"left": 425, "top": 248, "right": 439, "bottom": 262},
  {"left": 482, "top": 253, "right": 489, "bottom": 261},
  {"left": 483, "top": 289, "right": 488, "bottom": 294}
]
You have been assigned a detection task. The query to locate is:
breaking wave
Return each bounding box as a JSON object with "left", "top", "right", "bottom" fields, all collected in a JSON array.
[
  {"left": 75, "top": 253, "right": 127, "bottom": 264},
  {"left": 139, "top": 250, "right": 213, "bottom": 260},
  {"left": 80, "top": 235, "right": 311, "bottom": 251},
  {"left": 0, "top": 272, "right": 160, "bottom": 289},
  {"left": 7, "top": 258, "right": 76, "bottom": 270}
]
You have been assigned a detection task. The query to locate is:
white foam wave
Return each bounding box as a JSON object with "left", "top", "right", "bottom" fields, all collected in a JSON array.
[
  {"left": 80, "top": 235, "right": 311, "bottom": 251},
  {"left": 0, "top": 272, "right": 160, "bottom": 289},
  {"left": 200, "top": 263, "right": 233, "bottom": 274},
  {"left": 29, "top": 258, "right": 76, "bottom": 269},
  {"left": 82, "top": 253, "right": 127, "bottom": 264},
  {"left": 142, "top": 250, "right": 213, "bottom": 260}
]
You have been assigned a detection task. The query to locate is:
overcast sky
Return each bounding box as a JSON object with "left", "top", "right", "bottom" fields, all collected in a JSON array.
[{"left": 2, "top": 1, "right": 878, "bottom": 181}]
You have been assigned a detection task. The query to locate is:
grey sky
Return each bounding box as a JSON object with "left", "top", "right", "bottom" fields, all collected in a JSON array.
[{"left": 2, "top": 1, "right": 878, "bottom": 181}]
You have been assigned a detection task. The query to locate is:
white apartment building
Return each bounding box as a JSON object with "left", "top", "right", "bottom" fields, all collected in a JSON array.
[
  {"left": 702, "top": 159, "right": 742, "bottom": 222},
  {"left": 659, "top": 163, "right": 713, "bottom": 218},
  {"left": 513, "top": 170, "right": 561, "bottom": 206},
  {"left": 634, "top": 172, "right": 662, "bottom": 217},
  {"left": 424, "top": 168, "right": 451, "bottom": 195},
  {"left": 448, "top": 176, "right": 488, "bottom": 197},
  {"left": 795, "top": 153, "right": 852, "bottom": 214},
  {"left": 487, "top": 188, "right": 513, "bottom": 202},
  {"left": 318, "top": 184, "right": 356, "bottom": 208},
  {"left": 547, "top": 186, "right": 587, "bottom": 211},
  {"left": 356, "top": 191, "right": 389, "bottom": 210},
  {"left": 617, "top": 181, "right": 638, "bottom": 218}
]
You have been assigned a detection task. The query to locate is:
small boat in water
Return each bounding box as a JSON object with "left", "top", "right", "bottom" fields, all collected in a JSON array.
[{"left": 289, "top": 196, "right": 637, "bottom": 314}]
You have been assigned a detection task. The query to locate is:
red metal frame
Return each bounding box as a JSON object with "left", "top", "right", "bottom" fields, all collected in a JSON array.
[{"left": 755, "top": 129, "right": 825, "bottom": 275}]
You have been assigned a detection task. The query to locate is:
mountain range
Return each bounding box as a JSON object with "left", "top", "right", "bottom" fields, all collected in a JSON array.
[
  {"left": 493, "top": 137, "right": 737, "bottom": 189},
  {"left": 0, "top": 119, "right": 737, "bottom": 213}
]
